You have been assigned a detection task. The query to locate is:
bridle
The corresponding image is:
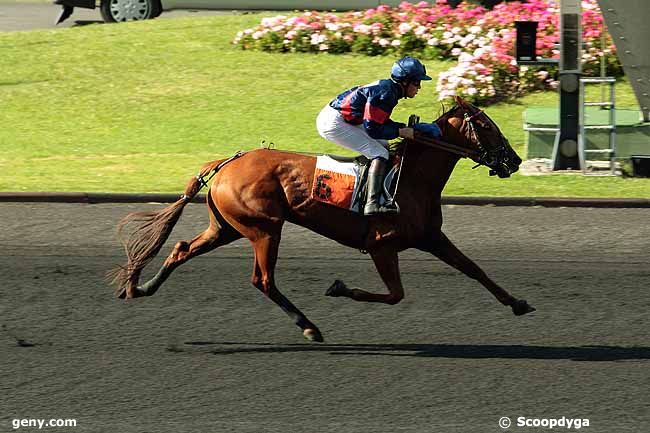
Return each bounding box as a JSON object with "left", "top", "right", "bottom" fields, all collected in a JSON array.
[
  {"left": 462, "top": 109, "right": 491, "bottom": 165},
  {"left": 460, "top": 106, "right": 516, "bottom": 177},
  {"left": 410, "top": 104, "right": 516, "bottom": 177},
  {"left": 410, "top": 105, "right": 484, "bottom": 160}
]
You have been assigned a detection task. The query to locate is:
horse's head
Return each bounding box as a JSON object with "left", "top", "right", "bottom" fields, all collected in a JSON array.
[{"left": 437, "top": 96, "right": 521, "bottom": 178}]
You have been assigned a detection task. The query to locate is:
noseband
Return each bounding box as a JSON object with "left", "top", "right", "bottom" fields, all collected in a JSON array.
[{"left": 462, "top": 107, "right": 514, "bottom": 176}]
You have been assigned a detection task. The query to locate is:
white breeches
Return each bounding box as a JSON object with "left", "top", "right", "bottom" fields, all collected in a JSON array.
[{"left": 316, "top": 104, "right": 389, "bottom": 160}]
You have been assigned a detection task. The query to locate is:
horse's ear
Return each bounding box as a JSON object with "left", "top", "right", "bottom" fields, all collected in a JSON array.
[{"left": 454, "top": 95, "right": 466, "bottom": 107}]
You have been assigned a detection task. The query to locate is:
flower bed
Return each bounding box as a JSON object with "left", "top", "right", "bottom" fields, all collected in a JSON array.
[{"left": 233, "top": 1, "right": 621, "bottom": 104}]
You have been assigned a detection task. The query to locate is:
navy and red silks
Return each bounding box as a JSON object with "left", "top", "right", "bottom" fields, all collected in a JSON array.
[{"left": 329, "top": 79, "right": 406, "bottom": 140}]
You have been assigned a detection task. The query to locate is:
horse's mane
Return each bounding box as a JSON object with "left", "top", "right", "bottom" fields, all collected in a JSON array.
[
  {"left": 436, "top": 101, "right": 449, "bottom": 121},
  {"left": 435, "top": 101, "right": 465, "bottom": 123}
]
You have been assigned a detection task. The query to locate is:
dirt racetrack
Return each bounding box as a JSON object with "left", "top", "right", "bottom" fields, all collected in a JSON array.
[{"left": 1, "top": 202, "right": 649, "bottom": 433}]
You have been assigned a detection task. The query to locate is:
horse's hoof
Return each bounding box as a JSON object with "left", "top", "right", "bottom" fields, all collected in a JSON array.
[
  {"left": 303, "top": 328, "right": 324, "bottom": 343},
  {"left": 325, "top": 280, "right": 349, "bottom": 297},
  {"left": 512, "top": 299, "right": 536, "bottom": 316}
]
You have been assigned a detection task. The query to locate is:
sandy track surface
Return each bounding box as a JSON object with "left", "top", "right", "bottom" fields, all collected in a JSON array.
[{"left": 1, "top": 203, "right": 649, "bottom": 432}]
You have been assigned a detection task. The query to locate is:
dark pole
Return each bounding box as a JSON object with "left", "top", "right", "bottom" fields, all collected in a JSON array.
[{"left": 552, "top": 0, "right": 582, "bottom": 170}]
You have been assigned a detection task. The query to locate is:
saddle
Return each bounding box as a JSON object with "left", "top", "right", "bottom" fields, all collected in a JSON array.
[
  {"left": 310, "top": 114, "right": 418, "bottom": 213},
  {"left": 310, "top": 152, "right": 402, "bottom": 213}
]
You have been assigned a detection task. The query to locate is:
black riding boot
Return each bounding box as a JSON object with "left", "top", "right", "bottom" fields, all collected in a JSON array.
[{"left": 364, "top": 158, "right": 398, "bottom": 215}]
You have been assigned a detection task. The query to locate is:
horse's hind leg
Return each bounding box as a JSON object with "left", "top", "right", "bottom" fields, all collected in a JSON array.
[
  {"left": 130, "top": 222, "right": 242, "bottom": 298},
  {"left": 326, "top": 246, "right": 405, "bottom": 305},
  {"left": 250, "top": 234, "right": 324, "bottom": 342}
]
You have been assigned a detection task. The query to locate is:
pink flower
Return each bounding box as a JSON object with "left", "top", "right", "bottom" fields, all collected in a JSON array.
[{"left": 233, "top": 0, "right": 618, "bottom": 104}]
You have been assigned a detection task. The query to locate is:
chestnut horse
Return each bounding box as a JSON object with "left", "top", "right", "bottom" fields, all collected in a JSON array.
[{"left": 111, "top": 97, "right": 534, "bottom": 342}]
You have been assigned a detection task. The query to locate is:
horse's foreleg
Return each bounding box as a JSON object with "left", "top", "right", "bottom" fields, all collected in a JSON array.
[
  {"left": 133, "top": 225, "right": 241, "bottom": 297},
  {"left": 251, "top": 235, "right": 324, "bottom": 342},
  {"left": 424, "top": 232, "right": 535, "bottom": 315},
  {"left": 326, "top": 247, "right": 404, "bottom": 305}
]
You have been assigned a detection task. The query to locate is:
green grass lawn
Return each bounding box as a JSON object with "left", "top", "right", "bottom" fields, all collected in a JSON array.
[{"left": 1, "top": 13, "right": 648, "bottom": 197}]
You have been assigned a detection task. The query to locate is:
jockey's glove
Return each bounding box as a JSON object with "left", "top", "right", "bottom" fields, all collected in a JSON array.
[{"left": 413, "top": 122, "right": 442, "bottom": 138}]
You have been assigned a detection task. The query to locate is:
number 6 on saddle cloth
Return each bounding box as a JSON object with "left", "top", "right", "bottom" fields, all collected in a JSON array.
[{"left": 310, "top": 154, "right": 401, "bottom": 214}]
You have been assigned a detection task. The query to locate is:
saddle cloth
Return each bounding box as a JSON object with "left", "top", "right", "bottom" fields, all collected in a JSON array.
[{"left": 310, "top": 155, "right": 399, "bottom": 213}]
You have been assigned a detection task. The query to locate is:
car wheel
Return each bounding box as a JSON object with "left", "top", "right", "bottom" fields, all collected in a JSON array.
[
  {"left": 100, "top": 0, "right": 156, "bottom": 22},
  {"left": 151, "top": 0, "right": 162, "bottom": 18}
]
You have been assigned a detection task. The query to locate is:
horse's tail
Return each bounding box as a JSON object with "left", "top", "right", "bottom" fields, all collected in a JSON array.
[{"left": 109, "top": 155, "right": 238, "bottom": 296}]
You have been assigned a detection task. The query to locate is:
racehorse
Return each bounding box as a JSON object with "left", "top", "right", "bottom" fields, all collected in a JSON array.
[{"left": 111, "top": 96, "right": 534, "bottom": 342}]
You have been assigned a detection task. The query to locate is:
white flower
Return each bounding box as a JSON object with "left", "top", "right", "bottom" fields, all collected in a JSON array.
[
  {"left": 311, "top": 33, "right": 327, "bottom": 45},
  {"left": 398, "top": 22, "right": 412, "bottom": 35},
  {"left": 458, "top": 52, "right": 474, "bottom": 63},
  {"left": 260, "top": 16, "right": 285, "bottom": 28},
  {"left": 473, "top": 47, "right": 488, "bottom": 58},
  {"left": 353, "top": 24, "right": 372, "bottom": 34},
  {"left": 460, "top": 34, "right": 475, "bottom": 47},
  {"left": 379, "top": 38, "right": 390, "bottom": 47},
  {"left": 391, "top": 39, "right": 401, "bottom": 47},
  {"left": 451, "top": 47, "right": 462, "bottom": 56},
  {"left": 427, "top": 38, "right": 439, "bottom": 46}
]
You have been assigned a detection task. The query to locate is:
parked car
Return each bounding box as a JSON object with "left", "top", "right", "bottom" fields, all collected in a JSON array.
[{"left": 53, "top": 0, "right": 419, "bottom": 25}]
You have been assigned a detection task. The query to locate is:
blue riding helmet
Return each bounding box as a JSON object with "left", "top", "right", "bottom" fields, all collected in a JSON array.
[{"left": 390, "top": 56, "right": 432, "bottom": 82}]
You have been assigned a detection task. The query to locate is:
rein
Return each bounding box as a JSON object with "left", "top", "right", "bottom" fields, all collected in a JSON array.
[
  {"left": 407, "top": 105, "right": 500, "bottom": 171},
  {"left": 405, "top": 104, "right": 482, "bottom": 161},
  {"left": 410, "top": 130, "right": 480, "bottom": 160}
]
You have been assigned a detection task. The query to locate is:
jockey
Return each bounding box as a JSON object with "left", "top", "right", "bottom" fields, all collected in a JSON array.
[{"left": 316, "top": 56, "right": 442, "bottom": 215}]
